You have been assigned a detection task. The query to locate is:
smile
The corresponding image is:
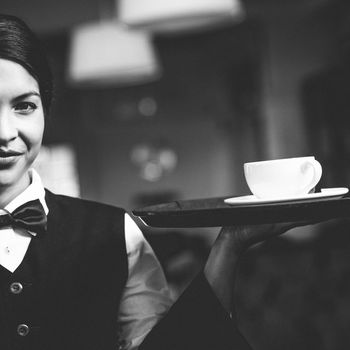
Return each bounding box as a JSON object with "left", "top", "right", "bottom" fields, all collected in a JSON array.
[
  {"left": 0, "top": 149, "right": 23, "bottom": 157},
  {"left": 0, "top": 150, "right": 23, "bottom": 168}
]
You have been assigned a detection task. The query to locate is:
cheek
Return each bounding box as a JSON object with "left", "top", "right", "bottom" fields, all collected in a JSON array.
[
  {"left": 22, "top": 115, "right": 45, "bottom": 154},
  {"left": 31, "top": 122, "right": 44, "bottom": 152}
]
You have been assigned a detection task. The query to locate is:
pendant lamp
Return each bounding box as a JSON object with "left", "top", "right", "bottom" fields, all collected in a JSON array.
[
  {"left": 67, "top": 21, "right": 161, "bottom": 86},
  {"left": 118, "top": 0, "right": 244, "bottom": 33}
]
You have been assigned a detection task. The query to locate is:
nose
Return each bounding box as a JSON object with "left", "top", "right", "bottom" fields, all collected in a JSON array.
[{"left": 0, "top": 107, "right": 18, "bottom": 143}]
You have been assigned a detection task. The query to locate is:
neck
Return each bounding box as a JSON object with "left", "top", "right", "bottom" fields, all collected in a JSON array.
[{"left": 0, "top": 174, "right": 31, "bottom": 208}]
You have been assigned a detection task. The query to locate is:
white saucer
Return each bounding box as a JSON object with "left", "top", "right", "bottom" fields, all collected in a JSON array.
[{"left": 224, "top": 187, "right": 349, "bottom": 205}]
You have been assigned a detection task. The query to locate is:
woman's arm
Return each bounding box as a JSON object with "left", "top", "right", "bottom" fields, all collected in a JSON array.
[
  {"left": 140, "top": 222, "right": 313, "bottom": 350},
  {"left": 204, "top": 222, "right": 314, "bottom": 312}
]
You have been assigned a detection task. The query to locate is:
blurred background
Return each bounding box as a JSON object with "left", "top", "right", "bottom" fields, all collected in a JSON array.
[{"left": 3, "top": 0, "right": 350, "bottom": 348}]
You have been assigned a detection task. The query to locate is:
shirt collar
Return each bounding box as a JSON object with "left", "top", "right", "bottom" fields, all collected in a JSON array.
[{"left": 4, "top": 169, "right": 48, "bottom": 215}]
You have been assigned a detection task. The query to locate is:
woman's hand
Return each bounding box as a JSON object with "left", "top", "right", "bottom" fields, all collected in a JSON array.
[
  {"left": 218, "top": 221, "right": 312, "bottom": 256},
  {"left": 204, "top": 220, "right": 318, "bottom": 312}
]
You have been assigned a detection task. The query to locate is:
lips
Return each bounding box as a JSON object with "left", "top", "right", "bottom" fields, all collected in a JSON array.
[
  {"left": 0, "top": 149, "right": 23, "bottom": 157},
  {"left": 0, "top": 149, "right": 24, "bottom": 167}
]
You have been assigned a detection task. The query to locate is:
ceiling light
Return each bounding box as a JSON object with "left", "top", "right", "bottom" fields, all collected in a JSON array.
[
  {"left": 68, "top": 20, "right": 161, "bottom": 86},
  {"left": 118, "top": 0, "right": 244, "bottom": 33}
]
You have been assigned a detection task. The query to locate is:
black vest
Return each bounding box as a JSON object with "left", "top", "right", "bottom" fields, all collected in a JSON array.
[{"left": 0, "top": 190, "right": 128, "bottom": 350}]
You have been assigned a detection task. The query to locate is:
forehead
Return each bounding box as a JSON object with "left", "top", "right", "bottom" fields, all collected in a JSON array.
[{"left": 0, "top": 58, "right": 39, "bottom": 98}]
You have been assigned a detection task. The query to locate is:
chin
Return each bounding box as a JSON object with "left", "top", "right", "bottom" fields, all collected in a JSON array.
[{"left": 0, "top": 166, "right": 30, "bottom": 189}]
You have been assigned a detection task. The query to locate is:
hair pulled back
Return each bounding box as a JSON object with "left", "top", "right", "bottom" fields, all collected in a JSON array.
[{"left": 0, "top": 14, "right": 53, "bottom": 116}]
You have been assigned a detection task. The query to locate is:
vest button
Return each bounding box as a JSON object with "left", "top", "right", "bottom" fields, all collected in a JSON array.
[
  {"left": 17, "top": 324, "right": 30, "bottom": 337},
  {"left": 10, "top": 282, "right": 23, "bottom": 294}
]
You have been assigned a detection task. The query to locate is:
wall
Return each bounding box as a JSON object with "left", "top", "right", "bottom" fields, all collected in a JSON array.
[
  {"left": 1, "top": 0, "right": 112, "bottom": 33},
  {"left": 43, "top": 22, "right": 264, "bottom": 210},
  {"left": 259, "top": 8, "right": 335, "bottom": 159}
]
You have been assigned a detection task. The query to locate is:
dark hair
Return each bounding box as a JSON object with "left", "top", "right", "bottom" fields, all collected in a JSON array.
[{"left": 0, "top": 14, "right": 53, "bottom": 116}]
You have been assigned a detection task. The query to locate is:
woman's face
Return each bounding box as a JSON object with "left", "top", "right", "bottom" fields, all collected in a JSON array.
[{"left": 0, "top": 58, "right": 44, "bottom": 197}]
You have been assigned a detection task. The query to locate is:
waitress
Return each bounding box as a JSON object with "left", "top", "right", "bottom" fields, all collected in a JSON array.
[{"left": 0, "top": 13, "right": 307, "bottom": 350}]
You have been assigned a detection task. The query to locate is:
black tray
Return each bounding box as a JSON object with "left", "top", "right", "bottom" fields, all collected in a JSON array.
[{"left": 132, "top": 193, "right": 350, "bottom": 228}]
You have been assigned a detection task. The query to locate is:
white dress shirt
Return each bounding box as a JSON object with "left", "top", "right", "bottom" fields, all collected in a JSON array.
[
  {"left": 0, "top": 169, "right": 173, "bottom": 350},
  {"left": 0, "top": 169, "right": 48, "bottom": 272}
]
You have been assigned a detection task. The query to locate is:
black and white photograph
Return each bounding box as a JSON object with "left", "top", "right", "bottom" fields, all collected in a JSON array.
[{"left": 1, "top": 0, "right": 350, "bottom": 349}]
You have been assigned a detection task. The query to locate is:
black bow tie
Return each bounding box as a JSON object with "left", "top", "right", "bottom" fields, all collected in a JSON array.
[{"left": 0, "top": 199, "right": 47, "bottom": 237}]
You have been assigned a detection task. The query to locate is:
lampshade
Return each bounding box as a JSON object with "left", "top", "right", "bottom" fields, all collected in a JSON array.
[
  {"left": 68, "top": 21, "right": 161, "bottom": 86},
  {"left": 118, "top": 0, "right": 244, "bottom": 33}
]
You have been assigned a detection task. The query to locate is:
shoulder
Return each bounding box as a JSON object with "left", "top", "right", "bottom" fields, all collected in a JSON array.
[{"left": 44, "top": 189, "right": 126, "bottom": 220}]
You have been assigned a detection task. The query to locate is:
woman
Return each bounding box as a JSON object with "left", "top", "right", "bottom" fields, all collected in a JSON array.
[{"left": 0, "top": 13, "right": 308, "bottom": 350}]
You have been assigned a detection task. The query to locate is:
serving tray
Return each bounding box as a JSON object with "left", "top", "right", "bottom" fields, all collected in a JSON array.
[{"left": 132, "top": 192, "right": 350, "bottom": 228}]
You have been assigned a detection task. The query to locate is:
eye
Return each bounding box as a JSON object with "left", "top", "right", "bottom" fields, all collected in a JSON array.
[{"left": 13, "top": 102, "right": 38, "bottom": 115}]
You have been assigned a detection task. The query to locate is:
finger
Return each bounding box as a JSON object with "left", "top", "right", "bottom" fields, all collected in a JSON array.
[{"left": 278, "top": 218, "right": 326, "bottom": 231}]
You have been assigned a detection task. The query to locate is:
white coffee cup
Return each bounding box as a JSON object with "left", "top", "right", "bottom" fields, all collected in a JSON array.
[{"left": 244, "top": 156, "right": 322, "bottom": 199}]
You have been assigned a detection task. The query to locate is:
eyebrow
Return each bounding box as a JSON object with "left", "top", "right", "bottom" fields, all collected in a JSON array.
[{"left": 12, "top": 91, "right": 41, "bottom": 103}]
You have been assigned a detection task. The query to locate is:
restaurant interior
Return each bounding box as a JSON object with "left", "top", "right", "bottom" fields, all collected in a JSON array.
[{"left": 3, "top": 0, "right": 350, "bottom": 348}]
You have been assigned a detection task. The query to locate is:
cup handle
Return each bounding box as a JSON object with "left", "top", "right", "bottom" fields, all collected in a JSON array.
[{"left": 301, "top": 159, "right": 322, "bottom": 193}]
